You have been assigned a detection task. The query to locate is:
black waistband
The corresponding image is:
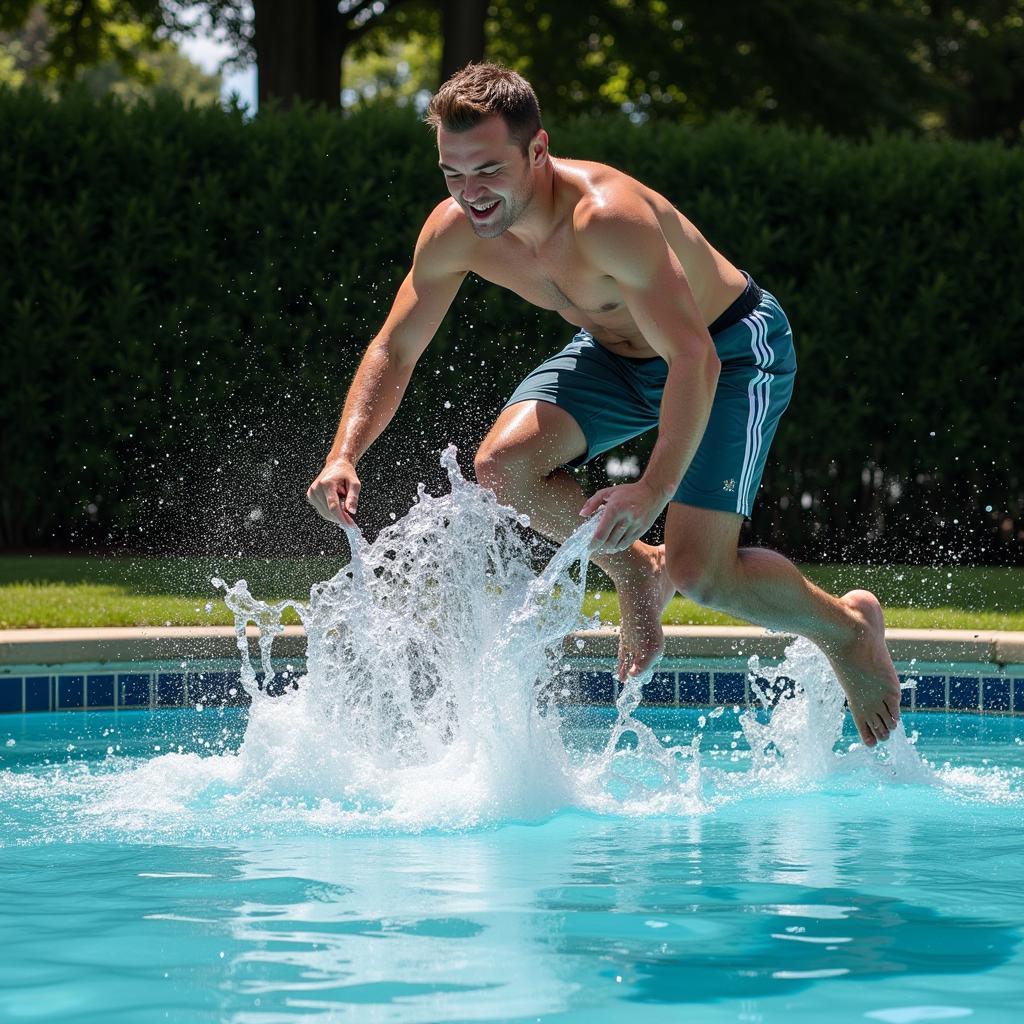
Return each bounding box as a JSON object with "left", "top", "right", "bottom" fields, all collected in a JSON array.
[{"left": 708, "top": 272, "right": 763, "bottom": 336}]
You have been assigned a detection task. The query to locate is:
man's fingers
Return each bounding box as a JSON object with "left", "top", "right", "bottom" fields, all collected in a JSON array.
[
  {"left": 345, "top": 479, "right": 361, "bottom": 514},
  {"left": 323, "top": 488, "right": 344, "bottom": 523},
  {"left": 580, "top": 488, "right": 611, "bottom": 517},
  {"left": 591, "top": 513, "right": 618, "bottom": 549},
  {"left": 607, "top": 524, "right": 632, "bottom": 552}
]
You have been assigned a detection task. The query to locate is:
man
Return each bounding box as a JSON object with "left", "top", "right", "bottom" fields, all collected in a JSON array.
[{"left": 307, "top": 63, "right": 902, "bottom": 747}]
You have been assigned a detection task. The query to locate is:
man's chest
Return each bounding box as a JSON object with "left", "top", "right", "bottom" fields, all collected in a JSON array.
[{"left": 471, "top": 243, "right": 623, "bottom": 317}]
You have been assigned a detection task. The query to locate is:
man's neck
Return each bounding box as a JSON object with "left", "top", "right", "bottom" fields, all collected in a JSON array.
[{"left": 506, "top": 160, "right": 562, "bottom": 253}]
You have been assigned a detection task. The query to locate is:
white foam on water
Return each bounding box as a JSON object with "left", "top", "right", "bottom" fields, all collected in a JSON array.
[{"left": 2, "top": 447, "right": 1020, "bottom": 842}]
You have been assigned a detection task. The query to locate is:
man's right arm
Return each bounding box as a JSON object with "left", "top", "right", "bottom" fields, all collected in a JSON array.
[{"left": 307, "top": 202, "right": 469, "bottom": 526}]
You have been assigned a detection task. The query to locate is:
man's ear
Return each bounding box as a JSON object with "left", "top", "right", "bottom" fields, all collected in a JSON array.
[{"left": 530, "top": 130, "right": 549, "bottom": 168}]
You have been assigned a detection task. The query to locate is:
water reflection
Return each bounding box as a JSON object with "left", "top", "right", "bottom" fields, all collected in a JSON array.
[{"left": 0, "top": 808, "right": 1018, "bottom": 1022}]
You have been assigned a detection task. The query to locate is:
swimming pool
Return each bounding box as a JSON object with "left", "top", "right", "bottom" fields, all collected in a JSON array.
[
  {"left": 3, "top": 455, "right": 1021, "bottom": 1021},
  {"left": 1, "top": 704, "right": 1022, "bottom": 1023}
]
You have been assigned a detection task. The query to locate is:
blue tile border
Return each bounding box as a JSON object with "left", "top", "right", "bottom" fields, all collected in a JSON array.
[
  {"left": 119, "top": 673, "right": 151, "bottom": 708},
  {"left": 580, "top": 671, "right": 614, "bottom": 703},
  {"left": 678, "top": 672, "right": 710, "bottom": 704},
  {"left": 642, "top": 672, "right": 675, "bottom": 705},
  {"left": 898, "top": 674, "right": 915, "bottom": 709},
  {"left": 1013, "top": 679, "right": 1024, "bottom": 715},
  {"left": 712, "top": 672, "right": 746, "bottom": 706},
  {"left": 915, "top": 675, "right": 948, "bottom": 710},
  {"left": 86, "top": 674, "right": 115, "bottom": 708},
  {"left": 57, "top": 675, "right": 84, "bottom": 710},
  {"left": 25, "top": 676, "right": 49, "bottom": 712},
  {"left": 948, "top": 676, "right": 981, "bottom": 711},
  {"left": 0, "top": 679, "right": 22, "bottom": 713},
  {"left": 157, "top": 673, "right": 186, "bottom": 707},
  {"left": 983, "top": 677, "right": 1011, "bottom": 712},
  {"left": 1, "top": 661, "right": 1022, "bottom": 714}
]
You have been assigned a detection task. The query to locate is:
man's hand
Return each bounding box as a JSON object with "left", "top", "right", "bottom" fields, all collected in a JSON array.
[
  {"left": 307, "top": 458, "right": 361, "bottom": 526},
  {"left": 580, "top": 479, "right": 668, "bottom": 553}
]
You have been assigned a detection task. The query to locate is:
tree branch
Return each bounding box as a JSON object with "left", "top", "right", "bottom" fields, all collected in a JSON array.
[{"left": 340, "top": 0, "right": 413, "bottom": 48}]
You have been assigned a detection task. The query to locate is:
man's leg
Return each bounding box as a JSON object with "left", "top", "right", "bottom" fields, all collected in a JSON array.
[
  {"left": 475, "top": 400, "right": 675, "bottom": 680},
  {"left": 663, "top": 502, "right": 902, "bottom": 747}
]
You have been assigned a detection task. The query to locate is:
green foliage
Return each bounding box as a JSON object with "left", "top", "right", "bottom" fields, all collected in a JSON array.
[
  {"left": 0, "top": 91, "right": 1020, "bottom": 563},
  {"left": 348, "top": 0, "right": 1024, "bottom": 141},
  {"left": 0, "top": 1, "right": 165, "bottom": 83},
  {"left": 0, "top": 6, "right": 221, "bottom": 103},
  {"left": 3, "top": 2, "right": 1022, "bottom": 140}
]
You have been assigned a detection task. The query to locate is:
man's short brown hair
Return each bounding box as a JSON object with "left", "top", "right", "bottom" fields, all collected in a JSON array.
[{"left": 425, "top": 63, "right": 542, "bottom": 153}]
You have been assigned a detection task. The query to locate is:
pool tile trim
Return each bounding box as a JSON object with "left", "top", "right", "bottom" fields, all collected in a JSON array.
[{"left": 1, "top": 627, "right": 1021, "bottom": 714}]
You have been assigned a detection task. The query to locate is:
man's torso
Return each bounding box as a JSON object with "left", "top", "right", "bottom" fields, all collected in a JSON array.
[{"left": 442, "top": 158, "right": 747, "bottom": 358}]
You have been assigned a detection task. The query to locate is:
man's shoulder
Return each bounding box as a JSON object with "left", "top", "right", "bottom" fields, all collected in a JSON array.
[
  {"left": 414, "top": 198, "right": 475, "bottom": 269},
  {"left": 571, "top": 183, "right": 657, "bottom": 260},
  {"left": 421, "top": 198, "right": 472, "bottom": 242},
  {"left": 562, "top": 160, "right": 655, "bottom": 233}
]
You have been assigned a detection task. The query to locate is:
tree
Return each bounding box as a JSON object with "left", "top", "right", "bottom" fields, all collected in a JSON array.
[
  {"left": 0, "top": 3, "right": 221, "bottom": 103},
  {"left": 440, "top": 0, "right": 486, "bottom": 82},
  {"left": 0, "top": 1, "right": 165, "bottom": 84},
  {"left": 1, "top": 1, "right": 1021, "bottom": 140},
  {"left": 251, "top": 1, "right": 486, "bottom": 109},
  {"left": 918, "top": 0, "right": 1024, "bottom": 142},
  {"left": 0, "top": 2, "right": 486, "bottom": 110},
  {"left": 485, "top": 1, "right": 950, "bottom": 136}
]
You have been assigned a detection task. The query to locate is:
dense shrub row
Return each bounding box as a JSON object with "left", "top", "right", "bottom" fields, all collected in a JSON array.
[{"left": 1, "top": 88, "right": 1020, "bottom": 563}]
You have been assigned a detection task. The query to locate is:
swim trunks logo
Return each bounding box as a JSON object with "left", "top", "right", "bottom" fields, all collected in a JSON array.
[{"left": 723, "top": 479, "right": 736, "bottom": 493}]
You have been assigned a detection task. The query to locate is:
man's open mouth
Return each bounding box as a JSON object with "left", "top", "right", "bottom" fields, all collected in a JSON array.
[{"left": 469, "top": 199, "right": 499, "bottom": 220}]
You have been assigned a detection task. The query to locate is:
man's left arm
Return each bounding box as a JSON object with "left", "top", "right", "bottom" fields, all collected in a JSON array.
[{"left": 577, "top": 202, "right": 721, "bottom": 552}]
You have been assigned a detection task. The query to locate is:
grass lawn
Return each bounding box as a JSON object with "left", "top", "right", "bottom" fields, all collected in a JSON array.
[{"left": 1, "top": 557, "right": 1022, "bottom": 631}]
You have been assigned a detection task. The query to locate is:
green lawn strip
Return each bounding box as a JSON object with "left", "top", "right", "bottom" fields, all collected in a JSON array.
[
  {"left": 0, "top": 584, "right": 303, "bottom": 629},
  {"left": 0, "top": 556, "right": 341, "bottom": 595},
  {"left": 583, "top": 594, "right": 1024, "bottom": 632},
  {"left": 0, "top": 558, "right": 1021, "bottom": 630}
]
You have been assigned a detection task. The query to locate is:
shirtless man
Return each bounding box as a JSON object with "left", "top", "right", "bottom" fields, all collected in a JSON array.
[{"left": 306, "top": 63, "right": 902, "bottom": 747}]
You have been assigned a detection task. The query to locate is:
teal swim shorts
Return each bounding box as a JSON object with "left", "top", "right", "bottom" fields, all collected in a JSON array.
[{"left": 502, "top": 273, "right": 796, "bottom": 517}]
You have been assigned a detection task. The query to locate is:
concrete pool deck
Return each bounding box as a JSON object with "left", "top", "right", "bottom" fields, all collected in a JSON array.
[{"left": 1, "top": 625, "right": 1022, "bottom": 669}]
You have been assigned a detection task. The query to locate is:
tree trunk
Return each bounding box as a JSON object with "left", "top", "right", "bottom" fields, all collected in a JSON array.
[
  {"left": 440, "top": 0, "right": 487, "bottom": 82},
  {"left": 253, "top": 0, "right": 343, "bottom": 109}
]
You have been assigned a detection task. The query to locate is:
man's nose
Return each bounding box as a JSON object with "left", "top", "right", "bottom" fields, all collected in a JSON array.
[{"left": 462, "top": 177, "right": 486, "bottom": 201}]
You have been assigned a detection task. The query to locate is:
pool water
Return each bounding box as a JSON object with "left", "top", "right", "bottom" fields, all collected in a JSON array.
[
  {"left": 3, "top": 457, "right": 1022, "bottom": 1022},
  {"left": 1, "top": 707, "right": 1022, "bottom": 1023}
]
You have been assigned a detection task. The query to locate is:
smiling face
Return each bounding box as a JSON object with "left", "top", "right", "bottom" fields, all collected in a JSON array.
[{"left": 438, "top": 115, "right": 542, "bottom": 238}]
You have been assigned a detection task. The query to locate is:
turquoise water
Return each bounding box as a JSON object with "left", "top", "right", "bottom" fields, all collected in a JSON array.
[
  {"left": 1, "top": 707, "right": 1022, "bottom": 1023},
  {"left": 4, "top": 456, "right": 1022, "bottom": 1021}
]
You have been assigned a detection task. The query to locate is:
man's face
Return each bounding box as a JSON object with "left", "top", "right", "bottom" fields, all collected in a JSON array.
[{"left": 437, "top": 116, "right": 536, "bottom": 238}]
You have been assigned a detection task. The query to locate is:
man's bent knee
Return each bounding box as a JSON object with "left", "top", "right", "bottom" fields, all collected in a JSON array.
[
  {"left": 473, "top": 443, "right": 517, "bottom": 496},
  {"left": 475, "top": 402, "right": 586, "bottom": 493},
  {"left": 668, "top": 557, "right": 728, "bottom": 608}
]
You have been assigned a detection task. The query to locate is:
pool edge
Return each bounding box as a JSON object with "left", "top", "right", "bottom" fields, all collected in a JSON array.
[{"left": 1, "top": 625, "right": 1022, "bottom": 669}]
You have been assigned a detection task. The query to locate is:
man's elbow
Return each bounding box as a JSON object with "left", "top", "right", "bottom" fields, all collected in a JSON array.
[
  {"left": 669, "top": 338, "right": 720, "bottom": 388},
  {"left": 692, "top": 335, "right": 720, "bottom": 389},
  {"left": 368, "top": 333, "right": 417, "bottom": 377},
  {"left": 705, "top": 347, "right": 721, "bottom": 388}
]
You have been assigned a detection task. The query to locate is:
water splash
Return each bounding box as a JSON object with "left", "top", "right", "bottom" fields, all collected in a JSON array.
[
  {"left": 204, "top": 446, "right": 708, "bottom": 825},
  {"left": 3, "top": 447, "right": 1019, "bottom": 845},
  {"left": 737, "top": 640, "right": 933, "bottom": 791}
]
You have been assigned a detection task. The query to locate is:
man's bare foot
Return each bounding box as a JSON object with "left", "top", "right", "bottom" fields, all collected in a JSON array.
[
  {"left": 612, "top": 543, "right": 676, "bottom": 682},
  {"left": 828, "top": 590, "right": 902, "bottom": 747}
]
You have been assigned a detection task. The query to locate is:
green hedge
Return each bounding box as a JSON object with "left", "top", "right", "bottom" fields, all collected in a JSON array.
[{"left": 1, "top": 88, "right": 1021, "bottom": 563}]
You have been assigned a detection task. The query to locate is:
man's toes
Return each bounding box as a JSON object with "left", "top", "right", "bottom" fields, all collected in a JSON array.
[
  {"left": 630, "top": 647, "right": 660, "bottom": 678},
  {"left": 856, "top": 718, "right": 877, "bottom": 746}
]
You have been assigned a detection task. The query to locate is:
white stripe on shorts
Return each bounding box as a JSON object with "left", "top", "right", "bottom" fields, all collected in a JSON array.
[{"left": 737, "top": 309, "right": 775, "bottom": 515}]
